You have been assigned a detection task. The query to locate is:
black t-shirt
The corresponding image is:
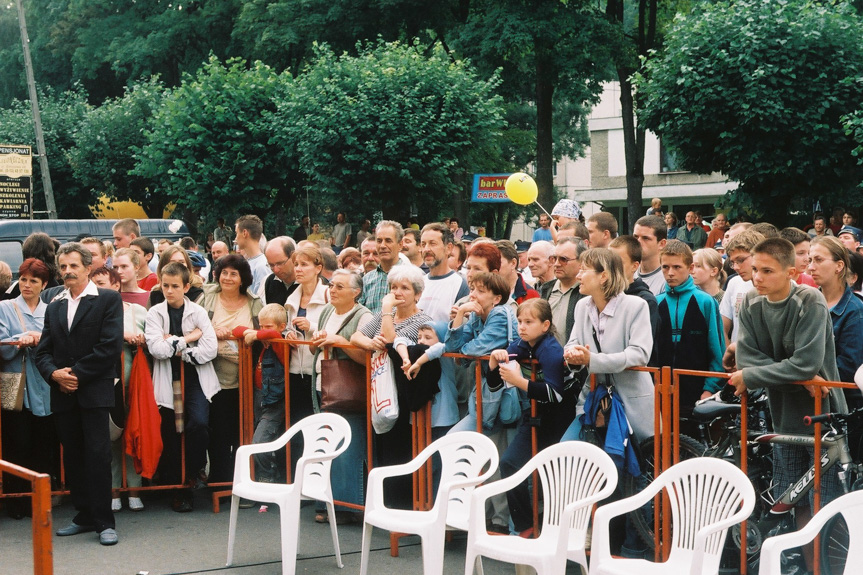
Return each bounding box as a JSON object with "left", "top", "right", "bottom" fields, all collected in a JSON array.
[{"left": 167, "top": 304, "right": 184, "bottom": 381}]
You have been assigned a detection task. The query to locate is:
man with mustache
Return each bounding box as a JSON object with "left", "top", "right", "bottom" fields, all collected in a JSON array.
[{"left": 35, "top": 242, "right": 124, "bottom": 546}]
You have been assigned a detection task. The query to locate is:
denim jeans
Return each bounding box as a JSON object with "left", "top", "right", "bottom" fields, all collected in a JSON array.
[
  {"left": 159, "top": 375, "right": 210, "bottom": 485},
  {"left": 252, "top": 400, "right": 286, "bottom": 483}
]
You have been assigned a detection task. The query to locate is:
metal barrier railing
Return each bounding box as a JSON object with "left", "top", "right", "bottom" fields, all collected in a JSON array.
[
  {"left": 0, "top": 459, "right": 52, "bottom": 575},
  {"left": 661, "top": 368, "right": 858, "bottom": 575},
  {"left": 6, "top": 335, "right": 858, "bottom": 573}
]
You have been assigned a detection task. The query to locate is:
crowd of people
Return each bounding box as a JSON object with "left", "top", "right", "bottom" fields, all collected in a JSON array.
[{"left": 1, "top": 203, "right": 862, "bottom": 567}]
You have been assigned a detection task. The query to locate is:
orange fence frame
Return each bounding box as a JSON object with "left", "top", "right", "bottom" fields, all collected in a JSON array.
[
  {"left": 6, "top": 334, "right": 862, "bottom": 573},
  {"left": 0, "top": 460, "right": 52, "bottom": 575}
]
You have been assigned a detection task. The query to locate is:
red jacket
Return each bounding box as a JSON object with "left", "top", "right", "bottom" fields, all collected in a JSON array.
[
  {"left": 231, "top": 326, "right": 289, "bottom": 388},
  {"left": 124, "top": 348, "right": 163, "bottom": 479}
]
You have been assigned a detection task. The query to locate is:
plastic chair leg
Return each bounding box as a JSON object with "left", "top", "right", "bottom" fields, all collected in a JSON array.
[
  {"left": 325, "top": 501, "right": 344, "bottom": 569},
  {"left": 279, "top": 503, "right": 301, "bottom": 575},
  {"left": 420, "top": 531, "right": 446, "bottom": 575},
  {"left": 226, "top": 495, "right": 240, "bottom": 566},
  {"left": 359, "top": 522, "right": 373, "bottom": 575},
  {"left": 464, "top": 553, "right": 484, "bottom": 575}
]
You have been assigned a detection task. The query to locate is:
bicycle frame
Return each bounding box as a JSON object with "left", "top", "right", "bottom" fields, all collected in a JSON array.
[{"left": 755, "top": 431, "right": 855, "bottom": 514}]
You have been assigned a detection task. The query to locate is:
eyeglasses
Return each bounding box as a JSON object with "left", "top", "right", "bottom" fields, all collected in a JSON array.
[
  {"left": 267, "top": 259, "right": 289, "bottom": 270},
  {"left": 329, "top": 283, "right": 351, "bottom": 291},
  {"left": 730, "top": 255, "right": 751, "bottom": 267},
  {"left": 551, "top": 255, "right": 575, "bottom": 264}
]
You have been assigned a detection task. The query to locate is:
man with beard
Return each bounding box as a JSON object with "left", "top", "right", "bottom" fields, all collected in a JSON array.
[
  {"left": 361, "top": 237, "right": 380, "bottom": 275},
  {"left": 416, "top": 223, "right": 469, "bottom": 322}
]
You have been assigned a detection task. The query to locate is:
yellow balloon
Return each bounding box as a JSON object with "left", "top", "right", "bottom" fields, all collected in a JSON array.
[{"left": 505, "top": 172, "right": 538, "bottom": 205}]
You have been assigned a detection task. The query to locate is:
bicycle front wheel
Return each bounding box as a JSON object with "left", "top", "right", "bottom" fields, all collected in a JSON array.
[{"left": 820, "top": 515, "right": 849, "bottom": 575}]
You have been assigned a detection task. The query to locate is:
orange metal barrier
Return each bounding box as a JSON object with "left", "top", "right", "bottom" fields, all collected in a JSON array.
[
  {"left": 662, "top": 368, "right": 858, "bottom": 575},
  {"left": 0, "top": 460, "right": 52, "bottom": 575}
]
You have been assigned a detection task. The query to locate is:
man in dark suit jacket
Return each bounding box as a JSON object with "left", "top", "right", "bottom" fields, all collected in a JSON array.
[{"left": 35, "top": 242, "right": 124, "bottom": 546}]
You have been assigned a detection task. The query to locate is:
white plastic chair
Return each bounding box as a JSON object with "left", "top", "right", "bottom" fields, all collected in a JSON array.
[
  {"left": 759, "top": 489, "right": 863, "bottom": 575},
  {"left": 589, "top": 457, "right": 755, "bottom": 575},
  {"left": 226, "top": 413, "right": 351, "bottom": 575},
  {"left": 464, "top": 441, "right": 618, "bottom": 575},
  {"left": 359, "top": 431, "right": 499, "bottom": 575}
]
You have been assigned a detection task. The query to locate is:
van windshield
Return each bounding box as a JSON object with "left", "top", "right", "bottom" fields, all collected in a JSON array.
[{"left": 0, "top": 241, "right": 23, "bottom": 278}]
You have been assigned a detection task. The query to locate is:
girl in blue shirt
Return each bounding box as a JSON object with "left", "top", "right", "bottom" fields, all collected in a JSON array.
[{"left": 488, "top": 299, "right": 576, "bottom": 536}]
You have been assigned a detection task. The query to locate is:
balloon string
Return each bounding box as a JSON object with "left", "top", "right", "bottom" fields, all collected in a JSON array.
[{"left": 535, "top": 201, "right": 551, "bottom": 217}]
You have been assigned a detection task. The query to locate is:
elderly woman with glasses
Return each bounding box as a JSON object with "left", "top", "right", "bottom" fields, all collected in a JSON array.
[
  {"left": 351, "top": 265, "right": 433, "bottom": 508},
  {"left": 309, "top": 269, "right": 371, "bottom": 523}
]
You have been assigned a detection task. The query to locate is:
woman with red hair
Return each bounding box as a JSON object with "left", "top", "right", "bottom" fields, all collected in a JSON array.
[{"left": 0, "top": 258, "right": 56, "bottom": 517}]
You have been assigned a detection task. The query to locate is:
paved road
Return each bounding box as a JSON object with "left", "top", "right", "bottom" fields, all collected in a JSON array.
[{"left": 0, "top": 491, "right": 549, "bottom": 575}]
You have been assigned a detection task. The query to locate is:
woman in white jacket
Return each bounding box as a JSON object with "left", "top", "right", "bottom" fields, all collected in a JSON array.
[
  {"left": 146, "top": 262, "right": 219, "bottom": 512},
  {"left": 562, "top": 248, "right": 655, "bottom": 443},
  {"left": 284, "top": 243, "right": 330, "bottom": 426}
]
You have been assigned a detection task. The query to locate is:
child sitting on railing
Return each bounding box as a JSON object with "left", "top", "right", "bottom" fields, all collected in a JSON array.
[{"left": 233, "top": 303, "right": 293, "bottom": 485}]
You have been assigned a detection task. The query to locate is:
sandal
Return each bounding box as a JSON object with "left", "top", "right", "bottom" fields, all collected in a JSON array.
[{"left": 315, "top": 512, "right": 328, "bottom": 524}]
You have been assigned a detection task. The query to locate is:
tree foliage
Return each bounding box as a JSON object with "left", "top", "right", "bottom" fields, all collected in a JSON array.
[
  {"left": 36, "top": 0, "right": 242, "bottom": 102},
  {"left": 0, "top": 86, "right": 93, "bottom": 218},
  {"left": 636, "top": 0, "right": 863, "bottom": 223},
  {"left": 271, "top": 40, "right": 506, "bottom": 221},
  {"left": 134, "top": 56, "right": 291, "bottom": 219},
  {"left": 68, "top": 77, "right": 170, "bottom": 218},
  {"left": 452, "top": 0, "right": 613, "bottom": 212}
]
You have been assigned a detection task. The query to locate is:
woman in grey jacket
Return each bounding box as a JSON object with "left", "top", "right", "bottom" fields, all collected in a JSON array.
[{"left": 562, "top": 248, "right": 655, "bottom": 443}]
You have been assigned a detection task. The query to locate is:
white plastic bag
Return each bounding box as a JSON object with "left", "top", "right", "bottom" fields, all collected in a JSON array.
[{"left": 370, "top": 349, "right": 399, "bottom": 434}]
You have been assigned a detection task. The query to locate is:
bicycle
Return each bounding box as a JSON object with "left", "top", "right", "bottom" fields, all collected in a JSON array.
[
  {"left": 622, "top": 388, "right": 775, "bottom": 572},
  {"left": 757, "top": 407, "right": 863, "bottom": 575}
]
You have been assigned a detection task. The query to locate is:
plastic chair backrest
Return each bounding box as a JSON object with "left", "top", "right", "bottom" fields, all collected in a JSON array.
[
  {"left": 433, "top": 432, "right": 498, "bottom": 527},
  {"left": 837, "top": 499, "right": 863, "bottom": 572},
  {"left": 536, "top": 442, "right": 617, "bottom": 537},
  {"left": 662, "top": 458, "right": 751, "bottom": 567},
  {"left": 297, "top": 413, "right": 352, "bottom": 500}
]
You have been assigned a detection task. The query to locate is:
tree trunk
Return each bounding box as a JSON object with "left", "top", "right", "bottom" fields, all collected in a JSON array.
[
  {"left": 619, "top": 71, "right": 645, "bottom": 233},
  {"left": 535, "top": 50, "right": 555, "bottom": 215},
  {"left": 453, "top": 173, "right": 471, "bottom": 229}
]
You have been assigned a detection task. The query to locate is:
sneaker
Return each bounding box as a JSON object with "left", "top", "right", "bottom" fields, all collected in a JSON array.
[
  {"left": 128, "top": 497, "right": 144, "bottom": 512},
  {"left": 111, "top": 498, "right": 122, "bottom": 512}
]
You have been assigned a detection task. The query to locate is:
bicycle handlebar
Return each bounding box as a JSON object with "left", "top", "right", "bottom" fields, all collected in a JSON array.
[
  {"left": 804, "top": 407, "right": 863, "bottom": 426},
  {"left": 803, "top": 413, "right": 833, "bottom": 426}
]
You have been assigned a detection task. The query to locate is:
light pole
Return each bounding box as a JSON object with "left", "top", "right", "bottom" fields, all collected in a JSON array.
[{"left": 15, "top": 0, "right": 57, "bottom": 219}]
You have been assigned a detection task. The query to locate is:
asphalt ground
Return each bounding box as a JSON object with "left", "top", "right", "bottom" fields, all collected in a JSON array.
[{"left": 0, "top": 490, "right": 567, "bottom": 575}]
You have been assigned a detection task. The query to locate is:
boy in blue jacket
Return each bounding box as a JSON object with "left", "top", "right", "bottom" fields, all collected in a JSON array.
[{"left": 656, "top": 240, "right": 726, "bottom": 410}]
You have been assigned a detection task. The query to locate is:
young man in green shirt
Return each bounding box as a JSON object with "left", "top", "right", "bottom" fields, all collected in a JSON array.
[{"left": 730, "top": 237, "right": 847, "bottom": 572}]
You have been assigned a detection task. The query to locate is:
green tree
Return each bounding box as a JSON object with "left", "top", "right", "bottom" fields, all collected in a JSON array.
[
  {"left": 452, "top": 0, "right": 613, "bottom": 219},
  {"left": 20, "top": 0, "right": 241, "bottom": 103},
  {"left": 232, "top": 0, "right": 458, "bottom": 77},
  {"left": 68, "top": 77, "right": 170, "bottom": 218},
  {"left": 271, "top": 40, "right": 507, "bottom": 221},
  {"left": 636, "top": 0, "right": 863, "bottom": 224},
  {"left": 133, "top": 56, "right": 292, "bottom": 220},
  {"left": 0, "top": 86, "right": 93, "bottom": 218},
  {"left": 604, "top": 0, "right": 692, "bottom": 231}
]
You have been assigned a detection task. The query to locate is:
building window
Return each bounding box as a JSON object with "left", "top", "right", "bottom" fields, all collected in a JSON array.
[{"left": 660, "top": 141, "right": 682, "bottom": 173}]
